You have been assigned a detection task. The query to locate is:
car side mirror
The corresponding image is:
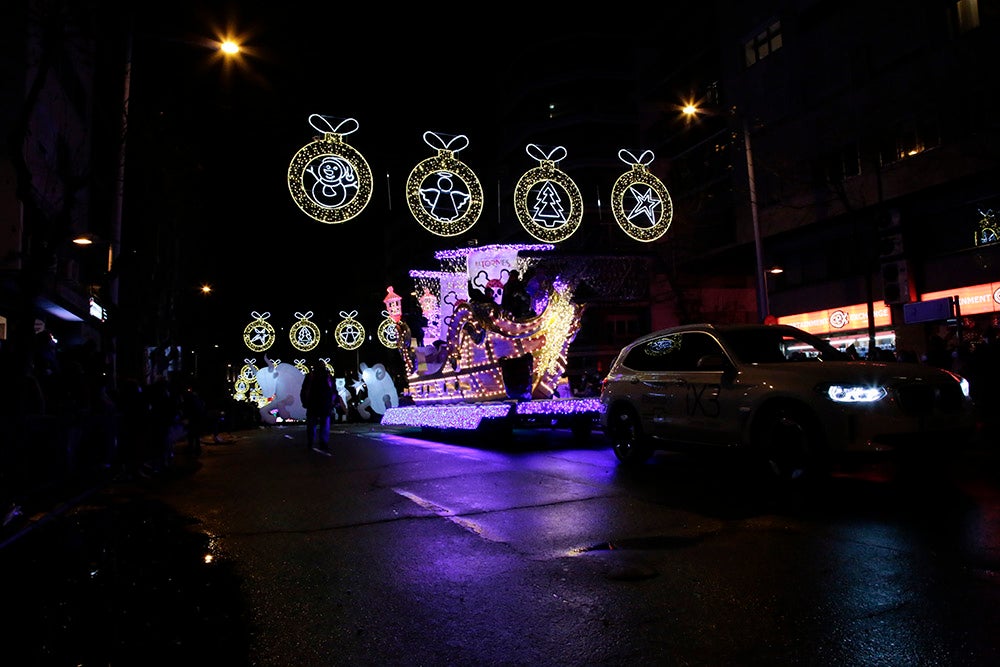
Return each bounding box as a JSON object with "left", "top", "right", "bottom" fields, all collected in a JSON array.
[{"left": 696, "top": 354, "right": 727, "bottom": 371}]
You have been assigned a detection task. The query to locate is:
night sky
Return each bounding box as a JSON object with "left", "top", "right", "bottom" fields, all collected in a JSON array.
[{"left": 126, "top": 2, "right": 662, "bottom": 355}]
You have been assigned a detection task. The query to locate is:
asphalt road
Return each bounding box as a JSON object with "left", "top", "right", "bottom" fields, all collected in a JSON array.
[{"left": 3, "top": 422, "right": 1000, "bottom": 666}]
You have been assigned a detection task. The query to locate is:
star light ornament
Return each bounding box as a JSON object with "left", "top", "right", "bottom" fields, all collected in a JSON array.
[
  {"left": 406, "top": 131, "right": 484, "bottom": 236},
  {"left": 377, "top": 310, "right": 399, "bottom": 349},
  {"left": 611, "top": 149, "right": 673, "bottom": 242},
  {"left": 289, "top": 311, "right": 321, "bottom": 352},
  {"left": 243, "top": 311, "right": 275, "bottom": 352},
  {"left": 334, "top": 310, "right": 365, "bottom": 350},
  {"left": 514, "top": 144, "right": 583, "bottom": 243},
  {"left": 287, "top": 115, "right": 373, "bottom": 224}
]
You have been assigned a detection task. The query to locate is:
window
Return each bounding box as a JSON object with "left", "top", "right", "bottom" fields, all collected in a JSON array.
[
  {"left": 623, "top": 333, "right": 723, "bottom": 372},
  {"left": 744, "top": 20, "right": 783, "bottom": 67},
  {"left": 878, "top": 115, "right": 941, "bottom": 166}
]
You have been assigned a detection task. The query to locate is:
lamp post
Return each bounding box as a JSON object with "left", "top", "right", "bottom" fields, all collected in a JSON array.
[
  {"left": 742, "top": 118, "right": 769, "bottom": 323},
  {"left": 682, "top": 102, "right": 769, "bottom": 322},
  {"left": 111, "top": 21, "right": 244, "bottom": 387}
]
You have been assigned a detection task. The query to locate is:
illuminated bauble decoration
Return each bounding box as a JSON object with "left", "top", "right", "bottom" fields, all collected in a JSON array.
[
  {"left": 611, "top": 149, "right": 673, "bottom": 242},
  {"left": 294, "top": 358, "right": 310, "bottom": 374},
  {"left": 514, "top": 144, "right": 583, "bottom": 243},
  {"left": 320, "top": 357, "right": 335, "bottom": 375},
  {"left": 287, "top": 115, "right": 373, "bottom": 224},
  {"left": 289, "top": 310, "right": 321, "bottom": 351},
  {"left": 383, "top": 286, "right": 402, "bottom": 323},
  {"left": 405, "top": 131, "right": 483, "bottom": 236},
  {"left": 377, "top": 312, "right": 399, "bottom": 349},
  {"left": 334, "top": 310, "right": 365, "bottom": 350},
  {"left": 243, "top": 311, "right": 275, "bottom": 352}
]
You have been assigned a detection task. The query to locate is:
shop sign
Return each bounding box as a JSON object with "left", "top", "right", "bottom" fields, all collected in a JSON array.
[
  {"left": 921, "top": 282, "right": 1000, "bottom": 316},
  {"left": 777, "top": 302, "right": 891, "bottom": 336}
]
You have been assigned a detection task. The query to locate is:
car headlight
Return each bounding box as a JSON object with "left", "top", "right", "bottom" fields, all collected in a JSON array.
[{"left": 824, "top": 384, "right": 888, "bottom": 403}]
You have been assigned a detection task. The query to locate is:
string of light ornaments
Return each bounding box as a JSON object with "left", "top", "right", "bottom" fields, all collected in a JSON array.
[{"left": 287, "top": 114, "right": 673, "bottom": 242}]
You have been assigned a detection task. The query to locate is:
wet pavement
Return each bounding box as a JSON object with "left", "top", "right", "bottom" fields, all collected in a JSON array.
[{"left": 1, "top": 442, "right": 253, "bottom": 666}]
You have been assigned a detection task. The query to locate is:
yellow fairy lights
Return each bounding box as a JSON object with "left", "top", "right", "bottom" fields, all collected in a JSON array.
[
  {"left": 611, "top": 149, "right": 673, "bottom": 242},
  {"left": 287, "top": 115, "right": 373, "bottom": 224},
  {"left": 406, "top": 131, "right": 484, "bottom": 237},
  {"left": 335, "top": 310, "right": 365, "bottom": 350},
  {"left": 243, "top": 311, "right": 275, "bottom": 352},
  {"left": 514, "top": 144, "right": 583, "bottom": 243},
  {"left": 289, "top": 311, "right": 321, "bottom": 351},
  {"left": 377, "top": 312, "right": 399, "bottom": 349}
]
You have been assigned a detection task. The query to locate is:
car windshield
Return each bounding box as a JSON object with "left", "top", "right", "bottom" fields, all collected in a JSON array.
[{"left": 717, "top": 327, "right": 850, "bottom": 364}]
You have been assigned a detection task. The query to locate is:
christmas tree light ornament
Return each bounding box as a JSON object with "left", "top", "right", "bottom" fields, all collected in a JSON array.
[
  {"left": 334, "top": 310, "right": 365, "bottom": 350},
  {"left": 288, "top": 115, "right": 373, "bottom": 224},
  {"left": 611, "top": 149, "right": 673, "bottom": 242},
  {"left": 406, "top": 131, "right": 484, "bottom": 236},
  {"left": 514, "top": 144, "right": 583, "bottom": 243},
  {"left": 243, "top": 311, "right": 275, "bottom": 352},
  {"left": 289, "top": 311, "right": 321, "bottom": 351}
]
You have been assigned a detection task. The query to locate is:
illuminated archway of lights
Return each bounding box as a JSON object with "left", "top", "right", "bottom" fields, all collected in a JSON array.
[
  {"left": 335, "top": 310, "right": 365, "bottom": 350},
  {"left": 406, "top": 131, "right": 484, "bottom": 236},
  {"left": 289, "top": 310, "right": 321, "bottom": 351},
  {"left": 287, "top": 115, "right": 373, "bottom": 224},
  {"left": 514, "top": 144, "right": 583, "bottom": 243},
  {"left": 377, "top": 311, "right": 399, "bottom": 349},
  {"left": 243, "top": 311, "right": 275, "bottom": 352},
  {"left": 611, "top": 149, "right": 673, "bottom": 242}
]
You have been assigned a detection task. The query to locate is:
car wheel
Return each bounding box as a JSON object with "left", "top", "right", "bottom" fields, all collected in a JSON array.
[
  {"left": 755, "top": 406, "right": 827, "bottom": 485},
  {"left": 608, "top": 407, "right": 650, "bottom": 465}
]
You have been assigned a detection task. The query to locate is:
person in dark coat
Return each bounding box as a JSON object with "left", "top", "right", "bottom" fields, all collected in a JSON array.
[{"left": 300, "top": 364, "right": 334, "bottom": 452}]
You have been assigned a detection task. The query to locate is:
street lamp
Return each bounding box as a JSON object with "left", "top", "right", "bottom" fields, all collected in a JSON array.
[
  {"left": 682, "top": 101, "right": 769, "bottom": 322},
  {"left": 110, "top": 23, "right": 245, "bottom": 386}
]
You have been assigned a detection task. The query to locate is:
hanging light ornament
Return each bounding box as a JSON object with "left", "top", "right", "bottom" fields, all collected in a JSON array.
[
  {"left": 289, "top": 311, "right": 321, "bottom": 352},
  {"left": 294, "top": 358, "right": 310, "bottom": 374},
  {"left": 243, "top": 311, "right": 275, "bottom": 352},
  {"left": 334, "top": 310, "right": 365, "bottom": 350},
  {"left": 377, "top": 310, "right": 399, "bottom": 349},
  {"left": 287, "top": 115, "right": 373, "bottom": 224},
  {"left": 514, "top": 144, "right": 583, "bottom": 243},
  {"left": 406, "top": 131, "right": 483, "bottom": 236},
  {"left": 611, "top": 149, "right": 673, "bottom": 242}
]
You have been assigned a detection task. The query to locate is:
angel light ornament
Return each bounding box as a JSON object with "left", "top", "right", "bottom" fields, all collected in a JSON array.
[
  {"left": 611, "top": 149, "right": 673, "bottom": 242},
  {"left": 287, "top": 115, "right": 374, "bottom": 224},
  {"left": 335, "top": 310, "right": 365, "bottom": 350},
  {"left": 406, "top": 131, "right": 484, "bottom": 236},
  {"left": 289, "top": 311, "right": 321, "bottom": 352},
  {"left": 514, "top": 144, "right": 583, "bottom": 243},
  {"left": 243, "top": 312, "right": 275, "bottom": 352},
  {"left": 377, "top": 310, "right": 399, "bottom": 349}
]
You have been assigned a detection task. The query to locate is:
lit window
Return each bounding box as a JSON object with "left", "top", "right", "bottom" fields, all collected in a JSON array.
[{"left": 745, "top": 20, "right": 783, "bottom": 67}]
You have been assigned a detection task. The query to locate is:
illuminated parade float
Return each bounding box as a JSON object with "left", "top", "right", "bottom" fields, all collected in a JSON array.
[{"left": 380, "top": 243, "right": 604, "bottom": 435}]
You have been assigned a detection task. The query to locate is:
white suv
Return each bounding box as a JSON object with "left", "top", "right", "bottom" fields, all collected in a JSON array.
[{"left": 600, "top": 323, "right": 975, "bottom": 483}]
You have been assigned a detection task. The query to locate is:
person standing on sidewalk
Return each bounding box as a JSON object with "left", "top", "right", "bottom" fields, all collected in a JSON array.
[{"left": 300, "top": 364, "right": 334, "bottom": 452}]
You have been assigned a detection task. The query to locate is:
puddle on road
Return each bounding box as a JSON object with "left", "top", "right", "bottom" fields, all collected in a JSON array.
[{"left": 0, "top": 489, "right": 253, "bottom": 665}]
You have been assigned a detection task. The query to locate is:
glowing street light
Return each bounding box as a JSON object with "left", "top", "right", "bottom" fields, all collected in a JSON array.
[{"left": 681, "top": 99, "right": 769, "bottom": 321}]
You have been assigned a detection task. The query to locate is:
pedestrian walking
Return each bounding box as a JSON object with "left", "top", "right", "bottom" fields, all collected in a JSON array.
[{"left": 300, "top": 364, "right": 334, "bottom": 452}]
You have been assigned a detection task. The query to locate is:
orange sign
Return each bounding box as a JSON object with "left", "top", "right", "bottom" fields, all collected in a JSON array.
[
  {"left": 778, "top": 303, "right": 892, "bottom": 335},
  {"left": 921, "top": 282, "right": 1000, "bottom": 316}
]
